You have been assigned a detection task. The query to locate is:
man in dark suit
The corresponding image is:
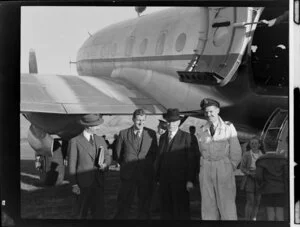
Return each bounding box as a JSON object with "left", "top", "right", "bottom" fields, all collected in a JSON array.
[
  {"left": 156, "top": 108, "right": 197, "bottom": 220},
  {"left": 68, "top": 114, "right": 112, "bottom": 219},
  {"left": 114, "top": 109, "right": 158, "bottom": 219}
]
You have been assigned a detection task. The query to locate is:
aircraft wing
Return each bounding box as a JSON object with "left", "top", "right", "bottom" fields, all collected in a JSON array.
[{"left": 21, "top": 73, "right": 166, "bottom": 114}]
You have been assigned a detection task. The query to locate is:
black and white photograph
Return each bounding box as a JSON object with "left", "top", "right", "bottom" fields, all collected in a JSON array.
[{"left": 1, "top": 1, "right": 297, "bottom": 225}]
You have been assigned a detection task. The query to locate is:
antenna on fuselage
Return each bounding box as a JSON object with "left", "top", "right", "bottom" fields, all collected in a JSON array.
[
  {"left": 69, "top": 58, "right": 77, "bottom": 73},
  {"left": 87, "top": 31, "right": 92, "bottom": 37},
  {"left": 135, "top": 7, "right": 146, "bottom": 17}
]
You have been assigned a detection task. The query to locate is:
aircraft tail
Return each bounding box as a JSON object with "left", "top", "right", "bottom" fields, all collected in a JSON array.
[{"left": 29, "top": 49, "right": 38, "bottom": 74}]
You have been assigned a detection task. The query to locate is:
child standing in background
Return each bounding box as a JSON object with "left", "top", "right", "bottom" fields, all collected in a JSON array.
[
  {"left": 240, "top": 137, "right": 264, "bottom": 220},
  {"left": 256, "top": 149, "right": 288, "bottom": 221}
]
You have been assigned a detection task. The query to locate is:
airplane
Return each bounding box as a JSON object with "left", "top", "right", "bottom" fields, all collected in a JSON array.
[{"left": 21, "top": 6, "right": 289, "bottom": 185}]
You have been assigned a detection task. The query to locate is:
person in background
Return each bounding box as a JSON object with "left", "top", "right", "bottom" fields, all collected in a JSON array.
[
  {"left": 151, "top": 119, "right": 168, "bottom": 213},
  {"left": 196, "top": 98, "right": 242, "bottom": 220},
  {"left": 111, "top": 134, "right": 118, "bottom": 161},
  {"left": 102, "top": 135, "right": 110, "bottom": 148},
  {"left": 189, "top": 126, "right": 201, "bottom": 183},
  {"left": 261, "top": 10, "right": 288, "bottom": 27},
  {"left": 255, "top": 147, "right": 288, "bottom": 221},
  {"left": 240, "top": 136, "right": 264, "bottom": 220},
  {"left": 155, "top": 108, "right": 197, "bottom": 220},
  {"left": 156, "top": 119, "right": 167, "bottom": 143},
  {"left": 114, "top": 109, "right": 158, "bottom": 219},
  {"left": 68, "top": 114, "right": 112, "bottom": 219}
]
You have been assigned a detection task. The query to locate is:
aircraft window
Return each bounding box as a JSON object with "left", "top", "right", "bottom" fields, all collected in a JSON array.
[
  {"left": 101, "top": 45, "right": 105, "bottom": 57},
  {"left": 112, "top": 43, "right": 117, "bottom": 57},
  {"left": 101, "top": 45, "right": 110, "bottom": 58},
  {"left": 175, "top": 33, "right": 186, "bottom": 52},
  {"left": 155, "top": 32, "right": 166, "bottom": 55},
  {"left": 125, "top": 36, "right": 135, "bottom": 57},
  {"left": 139, "top": 38, "right": 148, "bottom": 55},
  {"left": 213, "top": 27, "right": 229, "bottom": 47}
]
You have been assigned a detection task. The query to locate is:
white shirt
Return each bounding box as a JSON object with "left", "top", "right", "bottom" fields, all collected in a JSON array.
[
  {"left": 83, "top": 130, "right": 93, "bottom": 142},
  {"left": 133, "top": 129, "right": 143, "bottom": 137},
  {"left": 249, "top": 149, "right": 263, "bottom": 170},
  {"left": 168, "top": 128, "right": 179, "bottom": 141}
]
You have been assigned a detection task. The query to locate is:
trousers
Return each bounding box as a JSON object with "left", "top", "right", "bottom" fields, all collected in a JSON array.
[{"left": 199, "top": 158, "right": 237, "bottom": 220}]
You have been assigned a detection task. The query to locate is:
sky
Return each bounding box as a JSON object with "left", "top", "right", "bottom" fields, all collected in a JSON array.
[{"left": 21, "top": 6, "right": 170, "bottom": 75}]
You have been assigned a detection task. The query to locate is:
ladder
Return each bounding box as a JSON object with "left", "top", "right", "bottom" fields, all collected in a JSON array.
[{"left": 260, "top": 108, "right": 288, "bottom": 153}]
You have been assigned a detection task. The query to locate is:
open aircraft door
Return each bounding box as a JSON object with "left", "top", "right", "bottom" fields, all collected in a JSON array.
[
  {"left": 261, "top": 108, "right": 288, "bottom": 156},
  {"left": 178, "top": 7, "right": 264, "bottom": 86}
]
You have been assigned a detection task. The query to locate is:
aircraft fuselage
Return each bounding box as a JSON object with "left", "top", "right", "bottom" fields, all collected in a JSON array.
[{"left": 75, "top": 7, "right": 288, "bottom": 130}]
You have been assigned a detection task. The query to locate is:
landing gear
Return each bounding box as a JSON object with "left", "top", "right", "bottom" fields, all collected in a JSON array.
[{"left": 35, "top": 139, "right": 67, "bottom": 186}]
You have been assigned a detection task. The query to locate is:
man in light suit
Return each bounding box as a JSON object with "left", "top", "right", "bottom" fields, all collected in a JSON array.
[
  {"left": 156, "top": 108, "right": 197, "bottom": 220},
  {"left": 68, "top": 114, "right": 112, "bottom": 219},
  {"left": 114, "top": 109, "right": 158, "bottom": 219}
]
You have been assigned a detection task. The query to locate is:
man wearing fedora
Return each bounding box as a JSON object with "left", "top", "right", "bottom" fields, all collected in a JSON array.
[
  {"left": 114, "top": 109, "right": 158, "bottom": 219},
  {"left": 197, "top": 98, "right": 242, "bottom": 220},
  {"left": 68, "top": 114, "right": 112, "bottom": 219},
  {"left": 156, "top": 108, "right": 197, "bottom": 220}
]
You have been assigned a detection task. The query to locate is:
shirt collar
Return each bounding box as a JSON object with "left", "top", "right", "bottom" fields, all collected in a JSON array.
[
  {"left": 133, "top": 127, "right": 143, "bottom": 135},
  {"left": 203, "top": 116, "right": 223, "bottom": 131},
  {"left": 168, "top": 128, "right": 179, "bottom": 137},
  {"left": 83, "top": 130, "right": 93, "bottom": 141}
]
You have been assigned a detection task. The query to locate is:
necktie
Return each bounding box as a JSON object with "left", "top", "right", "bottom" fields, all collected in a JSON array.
[
  {"left": 168, "top": 133, "right": 173, "bottom": 142},
  {"left": 89, "top": 135, "right": 94, "bottom": 146},
  {"left": 135, "top": 130, "right": 142, "bottom": 138},
  {"left": 137, "top": 130, "right": 142, "bottom": 138},
  {"left": 210, "top": 124, "right": 215, "bottom": 136}
]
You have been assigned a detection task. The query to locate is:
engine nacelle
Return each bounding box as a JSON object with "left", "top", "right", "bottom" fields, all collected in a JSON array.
[{"left": 27, "top": 124, "right": 54, "bottom": 157}]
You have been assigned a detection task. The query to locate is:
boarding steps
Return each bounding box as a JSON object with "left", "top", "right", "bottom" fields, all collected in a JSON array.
[{"left": 260, "top": 108, "right": 288, "bottom": 154}]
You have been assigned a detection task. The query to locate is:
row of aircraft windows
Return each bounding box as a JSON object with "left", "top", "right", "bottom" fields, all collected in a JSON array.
[{"left": 80, "top": 32, "right": 187, "bottom": 59}]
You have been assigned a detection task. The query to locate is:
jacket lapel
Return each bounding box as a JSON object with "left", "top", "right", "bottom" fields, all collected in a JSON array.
[
  {"left": 126, "top": 126, "right": 139, "bottom": 153},
  {"left": 161, "top": 132, "right": 171, "bottom": 153},
  {"left": 139, "top": 129, "right": 150, "bottom": 154},
  {"left": 168, "top": 130, "right": 181, "bottom": 152},
  {"left": 77, "top": 134, "right": 96, "bottom": 160}
]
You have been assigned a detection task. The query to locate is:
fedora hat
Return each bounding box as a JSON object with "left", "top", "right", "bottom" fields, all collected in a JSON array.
[
  {"left": 78, "top": 114, "right": 104, "bottom": 126},
  {"left": 163, "top": 108, "right": 183, "bottom": 122}
]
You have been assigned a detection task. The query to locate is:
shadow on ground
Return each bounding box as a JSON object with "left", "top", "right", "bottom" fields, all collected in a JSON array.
[{"left": 21, "top": 159, "right": 281, "bottom": 220}]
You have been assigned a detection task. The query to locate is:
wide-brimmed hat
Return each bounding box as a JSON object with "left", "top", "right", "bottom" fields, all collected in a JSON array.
[
  {"left": 163, "top": 108, "right": 183, "bottom": 122},
  {"left": 200, "top": 98, "right": 220, "bottom": 110},
  {"left": 78, "top": 114, "right": 104, "bottom": 126}
]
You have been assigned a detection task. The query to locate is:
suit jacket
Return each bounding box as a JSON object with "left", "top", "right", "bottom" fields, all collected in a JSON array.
[
  {"left": 116, "top": 126, "right": 158, "bottom": 180},
  {"left": 68, "top": 133, "right": 112, "bottom": 188},
  {"left": 156, "top": 129, "right": 196, "bottom": 184}
]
